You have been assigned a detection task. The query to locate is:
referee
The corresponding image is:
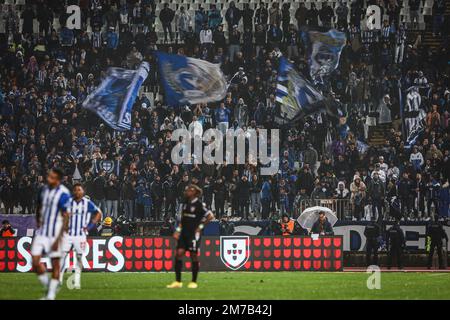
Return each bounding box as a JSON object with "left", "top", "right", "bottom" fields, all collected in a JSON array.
[{"left": 167, "top": 185, "right": 214, "bottom": 289}]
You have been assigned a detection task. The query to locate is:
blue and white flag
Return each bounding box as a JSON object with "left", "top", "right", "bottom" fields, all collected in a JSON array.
[
  {"left": 155, "top": 51, "right": 227, "bottom": 106},
  {"left": 82, "top": 62, "right": 150, "bottom": 131},
  {"left": 399, "top": 83, "right": 426, "bottom": 147},
  {"left": 307, "top": 29, "right": 346, "bottom": 82},
  {"left": 405, "top": 108, "right": 426, "bottom": 147},
  {"left": 275, "top": 57, "right": 341, "bottom": 123}
]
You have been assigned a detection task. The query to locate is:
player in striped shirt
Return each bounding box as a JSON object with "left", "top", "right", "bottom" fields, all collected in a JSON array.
[
  {"left": 31, "top": 168, "right": 71, "bottom": 300},
  {"left": 60, "top": 183, "right": 102, "bottom": 289}
]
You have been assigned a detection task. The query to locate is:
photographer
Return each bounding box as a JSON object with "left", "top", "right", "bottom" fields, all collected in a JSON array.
[
  {"left": 0, "top": 220, "right": 15, "bottom": 237},
  {"left": 279, "top": 213, "right": 295, "bottom": 236}
]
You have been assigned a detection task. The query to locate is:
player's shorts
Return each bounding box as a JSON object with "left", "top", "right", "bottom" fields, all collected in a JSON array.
[
  {"left": 31, "top": 235, "right": 64, "bottom": 259},
  {"left": 177, "top": 232, "right": 201, "bottom": 252},
  {"left": 62, "top": 234, "right": 87, "bottom": 255}
]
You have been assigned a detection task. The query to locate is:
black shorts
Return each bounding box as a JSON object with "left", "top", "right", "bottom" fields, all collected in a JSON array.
[{"left": 177, "top": 232, "right": 201, "bottom": 252}]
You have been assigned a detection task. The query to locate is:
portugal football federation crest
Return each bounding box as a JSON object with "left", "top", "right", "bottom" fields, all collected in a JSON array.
[{"left": 220, "top": 236, "right": 250, "bottom": 270}]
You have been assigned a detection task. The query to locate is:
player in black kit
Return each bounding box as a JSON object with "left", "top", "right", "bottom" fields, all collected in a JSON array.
[{"left": 167, "top": 185, "right": 214, "bottom": 289}]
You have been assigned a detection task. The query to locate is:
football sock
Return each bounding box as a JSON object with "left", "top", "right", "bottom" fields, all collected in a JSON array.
[
  {"left": 47, "top": 279, "right": 59, "bottom": 300},
  {"left": 59, "top": 254, "right": 68, "bottom": 283},
  {"left": 38, "top": 273, "right": 49, "bottom": 288},
  {"left": 175, "top": 258, "right": 182, "bottom": 282},
  {"left": 192, "top": 261, "right": 199, "bottom": 283},
  {"left": 74, "top": 254, "right": 83, "bottom": 286}
]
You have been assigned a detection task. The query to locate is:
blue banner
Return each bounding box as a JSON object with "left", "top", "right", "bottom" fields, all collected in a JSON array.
[
  {"left": 155, "top": 51, "right": 227, "bottom": 106},
  {"left": 82, "top": 62, "right": 149, "bottom": 131}
]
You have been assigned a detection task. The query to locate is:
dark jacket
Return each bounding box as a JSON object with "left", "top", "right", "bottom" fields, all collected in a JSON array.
[
  {"left": 427, "top": 221, "right": 448, "bottom": 244},
  {"left": 368, "top": 179, "right": 385, "bottom": 200},
  {"left": 386, "top": 224, "right": 405, "bottom": 248},
  {"left": 160, "top": 7, "right": 175, "bottom": 24},
  {"left": 310, "top": 218, "right": 334, "bottom": 235}
]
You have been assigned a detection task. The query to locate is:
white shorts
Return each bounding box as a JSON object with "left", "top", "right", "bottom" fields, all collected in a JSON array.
[
  {"left": 31, "top": 235, "right": 64, "bottom": 259},
  {"left": 62, "top": 235, "right": 87, "bottom": 255}
]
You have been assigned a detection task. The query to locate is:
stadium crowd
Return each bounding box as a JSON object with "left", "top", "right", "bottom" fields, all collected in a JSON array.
[{"left": 0, "top": 0, "right": 449, "bottom": 224}]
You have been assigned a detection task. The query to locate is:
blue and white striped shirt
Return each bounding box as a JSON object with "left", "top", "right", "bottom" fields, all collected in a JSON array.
[
  {"left": 37, "top": 185, "right": 71, "bottom": 237},
  {"left": 68, "top": 197, "right": 99, "bottom": 236}
]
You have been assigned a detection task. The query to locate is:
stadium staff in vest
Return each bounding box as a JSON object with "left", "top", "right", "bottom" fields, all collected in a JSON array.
[
  {"left": 0, "top": 220, "right": 15, "bottom": 237},
  {"left": 426, "top": 216, "right": 448, "bottom": 269},
  {"left": 310, "top": 212, "right": 334, "bottom": 236},
  {"left": 280, "top": 214, "right": 295, "bottom": 236},
  {"left": 386, "top": 220, "right": 405, "bottom": 269},
  {"left": 100, "top": 217, "right": 114, "bottom": 237}
]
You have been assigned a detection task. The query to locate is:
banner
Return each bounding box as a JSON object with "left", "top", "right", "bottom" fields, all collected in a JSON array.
[
  {"left": 0, "top": 236, "right": 343, "bottom": 272},
  {"left": 275, "top": 57, "right": 342, "bottom": 123},
  {"left": 400, "top": 85, "right": 426, "bottom": 147},
  {"left": 307, "top": 29, "right": 346, "bottom": 82},
  {"left": 82, "top": 62, "right": 150, "bottom": 131},
  {"left": 155, "top": 51, "right": 227, "bottom": 106}
]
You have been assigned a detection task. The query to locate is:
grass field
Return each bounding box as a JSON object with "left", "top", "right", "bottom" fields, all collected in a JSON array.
[{"left": 1, "top": 272, "right": 450, "bottom": 300}]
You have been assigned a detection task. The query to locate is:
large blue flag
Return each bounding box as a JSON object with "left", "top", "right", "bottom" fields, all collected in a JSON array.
[
  {"left": 275, "top": 57, "right": 342, "bottom": 123},
  {"left": 82, "top": 62, "right": 149, "bottom": 131},
  {"left": 155, "top": 51, "right": 227, "bottom": 106},
  {"left": 306, "top": 29, "right": 346, "bottom": 82}
]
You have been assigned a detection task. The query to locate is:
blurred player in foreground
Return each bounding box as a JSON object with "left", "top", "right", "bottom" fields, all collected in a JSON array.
[
  {"left": 31, "top": 168, "right": 70, "bottom": 300},
  {"left": 167, "top": 185, "right": 214, "bottom": 289},
  {"left": 60, "top": 183, "right": 102, "bottom": 288}
]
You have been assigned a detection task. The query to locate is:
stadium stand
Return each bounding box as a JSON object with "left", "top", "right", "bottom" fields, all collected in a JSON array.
[{"left": 0, "top": 0, "right": 449, "bottom": 230}]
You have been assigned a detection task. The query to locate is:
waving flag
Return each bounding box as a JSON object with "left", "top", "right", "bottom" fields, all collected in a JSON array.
[
  {"left": 307, "top": 29, "right": 346, "bottom": 82},
  {"left": 155, "top": 51, "right": 227, "bottom": 106},
  {"left": 275, "top": 57, "right": 342, "bottom": 123},
  {"left": 82, "top": 62, "right": 149, "bottom": 131},
  {"left": 399, "top": 84, "right": 426, "bottom": 147}
]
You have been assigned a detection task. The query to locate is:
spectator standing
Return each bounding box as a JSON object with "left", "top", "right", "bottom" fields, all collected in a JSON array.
[
  {"left": 242, "top": 3, "right": 254, "bottom": 32},
  {"left": 208, "top": 4, "right": 222, "bottom": 31},
  {"left": 225, "top": 1, "right": 242, "bottom": 31},
  {"left": 368, "top": 172, "right": 385, "bottom": 220},
  {"left": 255, "top": 2, "right": 269, "bottom": 27},
  {"left": 350, "top": 175, "right": 366, "bottom": 220},
  {"left": 295, "top": 3, "right": 308, "bottom": 29},
  {"left": 160, "top": 3, "right": 175, "bottom": 43},
  {"left": 176, "top": 6, "right": 192, "bottom": 43},
  {"left": 228, "top": 25, "right": 241, "bottom": 62},
  {"left": 105, "top": 175, "right": 120, "bottom": 218},
  {"left": 261, "top": 178, "right": 272, "bottom": 219}
]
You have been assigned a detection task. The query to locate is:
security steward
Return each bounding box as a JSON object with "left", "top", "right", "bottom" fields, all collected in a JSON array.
[
  {"left": 427, "top": 216, "right": 448, "bottom": 269},
  {"left": 386, "top": 220, "right": 405, "bottom": 269},
  {"left": 100, "top": 217, "right": 114, "bottom": 237},
  {"left": 364, "top": 217, "right": 381, "bottom": 266}
]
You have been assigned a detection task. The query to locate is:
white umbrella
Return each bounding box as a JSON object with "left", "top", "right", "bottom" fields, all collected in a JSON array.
[{"left": 297, "top": 206, "right": 338, "bottom": 230}]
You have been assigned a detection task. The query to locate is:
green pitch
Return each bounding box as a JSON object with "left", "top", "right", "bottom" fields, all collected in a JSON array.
[{"left": 0, "top": 272, "right": 450, "bottom": 300}]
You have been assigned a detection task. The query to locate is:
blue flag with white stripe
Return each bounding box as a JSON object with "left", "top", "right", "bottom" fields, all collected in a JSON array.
[
  {"left": 155, "top": 51, "right": 227, "bottom": 106},
  {"left": 82, "top": 62, "right": 149, "bottom": 131},
  {"left": 275, "top": 57, "right": 342, "bottom": 123},
  {"left": 307, "top": 29, "right": 346, "bottom": 82}
]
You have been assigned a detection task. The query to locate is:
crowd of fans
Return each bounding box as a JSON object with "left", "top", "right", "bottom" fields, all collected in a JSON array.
[{"left": 0, "top": 0, "right": 449, "bottom": 224}]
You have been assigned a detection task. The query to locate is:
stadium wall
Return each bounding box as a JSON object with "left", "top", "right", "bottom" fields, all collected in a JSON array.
[
  {"left": 0, "top": 236, "right": 343, "bottom": 273},
  {"left": 2, "top": 214, "right": 448, "bottom": 252}
]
